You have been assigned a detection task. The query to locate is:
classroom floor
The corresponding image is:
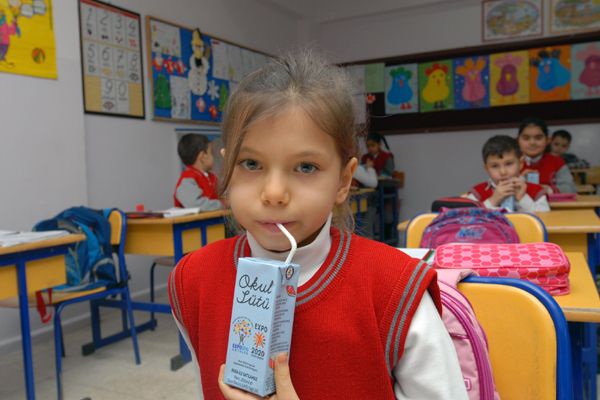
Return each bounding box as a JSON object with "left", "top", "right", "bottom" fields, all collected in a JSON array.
[{"left": 0, "top": 292, "right": 201, "bottom": 400}]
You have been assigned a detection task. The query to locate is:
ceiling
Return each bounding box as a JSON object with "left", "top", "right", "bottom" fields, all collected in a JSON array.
[{"left": 258, "top": 0, "right": 476, "bottom": 23}]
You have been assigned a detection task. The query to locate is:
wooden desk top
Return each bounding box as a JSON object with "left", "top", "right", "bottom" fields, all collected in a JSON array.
[
  {"left": 576, "top": 184, "right": 596, "bottom": 194},
  {"left": 350, "top": 188, "right": 376, "bottom": 196},
  {"left": 0, "top": 234, "right": 85, "bottom": 257},
  {"left": 550, "top": 195, "right": 600, "bottom": 209},
  {"left": 126, "top": 209, "right": 230, "bottom": 226},
  {"left": 535, "top": 209, "right": 600, "bottom": 234},
  {"left": 553, "top": 252, "right": 600, "bottom": 323}
]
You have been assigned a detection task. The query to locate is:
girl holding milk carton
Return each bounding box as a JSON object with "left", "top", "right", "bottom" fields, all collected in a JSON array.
[{"left": 168, "top": 50, "right": 467, "bottom": 400}]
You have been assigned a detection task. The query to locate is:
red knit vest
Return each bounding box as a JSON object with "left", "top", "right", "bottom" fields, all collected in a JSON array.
[
  {"left": 169, "top": 230, "right": 441, "bottom": 399},
  {"left": 469, "top": 181, "right": 546, "bottom": 202},
  {"left": 173, "top": 166, "right": 219, "bottom": 207},
  {"left": 520, "top": 153, "right": 566, "bottom": 193},
  {"left": 361, "top": 151, "right": 393, "bottom": 176}
]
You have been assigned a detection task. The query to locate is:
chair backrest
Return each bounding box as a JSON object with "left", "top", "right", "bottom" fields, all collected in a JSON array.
[
  {"left": 405, "top": 212, "right": 547, "bottom": 247},
  {"left": 458, "top": 276, "right": 572, "bottom": 400},
  {"left": 107, "top": 209, "right": 128, "bottom": 281},
  {"left": 108, "top": 209, "right": 123, "bottom": 246}
]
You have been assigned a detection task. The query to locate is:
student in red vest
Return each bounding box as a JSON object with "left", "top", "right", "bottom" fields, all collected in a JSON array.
[
  {"left": 168, "top": 51, "right": 467, "bottom": 400},
  {"left": 362, "top": 132, "right": 395, "bottom": 176},
  {"left": 173, "top": 133, "right": 223, "bottom": 210},
  {"left": 517, "top": 117, "right": 576, "bottom": 194},
  {"left": 466, "top": 135, "right": 549, "bottom": 212}
]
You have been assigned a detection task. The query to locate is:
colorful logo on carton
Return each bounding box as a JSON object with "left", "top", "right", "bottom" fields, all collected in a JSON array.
[
  {"left": 254, "top": 332, "right": 266, "bottom": 348},
  {"left": 232, "top": 317, "right": 253, "bottom": 354},
  {"left": 286, "top": 285, "right": 296, "bottom": 297}
]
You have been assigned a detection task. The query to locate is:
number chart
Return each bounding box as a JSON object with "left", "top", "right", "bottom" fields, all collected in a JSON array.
[{"left": 78, "top": 0, "right": 145, "bottom": 118}]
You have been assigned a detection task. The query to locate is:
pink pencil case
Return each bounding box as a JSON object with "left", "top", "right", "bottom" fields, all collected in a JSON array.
[
  {"left": 547, "top": 193, "right": 577, "bottom": 202},
  {"left": 433, "top": 242, "right": 570, "bottom": 296}
]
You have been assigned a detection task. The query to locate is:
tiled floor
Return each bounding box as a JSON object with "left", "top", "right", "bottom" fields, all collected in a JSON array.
[{"left": 0, "top": 292, "right": 200, "bottom": 400}]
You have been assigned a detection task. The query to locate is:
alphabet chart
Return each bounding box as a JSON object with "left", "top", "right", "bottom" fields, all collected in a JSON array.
[{"left": 79, "top": 0, "right": 145, "bottom": 118}]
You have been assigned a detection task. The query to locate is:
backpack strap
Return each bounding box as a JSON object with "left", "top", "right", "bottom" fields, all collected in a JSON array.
[
  {"left": 35, "top": 288, "right": 53, "bottom": 324},
  {"left": 436, "top": 268, "right": 476, "bottom": 288}
]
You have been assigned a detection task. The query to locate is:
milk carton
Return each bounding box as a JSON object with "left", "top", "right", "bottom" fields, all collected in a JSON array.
[
  {"left": 525, "top": 171, "right": 540, "bottom": 184},
  {"left": 500, "top": 195, "right": 515, "bottom": 212},
  {"left": 224, "top": 257, "right": 300, "bottom": 396}
]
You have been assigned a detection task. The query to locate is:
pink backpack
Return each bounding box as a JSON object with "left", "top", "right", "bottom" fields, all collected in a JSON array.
[
  {"left": 434, "top": 242, "right": 570, "bottom": 295},
  {"left": 420, "top": 208, "right": 519, "bottom": 249},
  {"left": 437, "top": 269, "right": 500, "bottom": 400}
]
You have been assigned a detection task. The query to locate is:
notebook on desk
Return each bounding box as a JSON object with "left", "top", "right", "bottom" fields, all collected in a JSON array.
[
  {"left": 125, "top": 211, "right": 164, "bottom": 219},
  {"left": 547, "top": 193, "right": 577, "bottom": 202}
]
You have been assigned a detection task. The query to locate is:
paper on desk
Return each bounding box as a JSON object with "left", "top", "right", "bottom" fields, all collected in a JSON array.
[
  {"left": 159, "top": 207, "right": 201, "bottom": 218},
  {"left": 0, "top": 230, "right": 70, "bottom": 247},
  {"left": 397, "top": 248, "right": 434, "bottom": 263}
]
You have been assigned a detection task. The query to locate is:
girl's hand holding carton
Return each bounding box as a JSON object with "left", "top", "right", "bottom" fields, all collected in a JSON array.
[{"left": 218, "top": 353, "right": 299, "bottom": 400}]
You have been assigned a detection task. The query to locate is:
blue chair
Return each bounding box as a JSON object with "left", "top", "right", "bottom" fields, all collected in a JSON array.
[
  {"left": 459, "top": 276, "right": 573, "bottom": 399},
  {"left": 50, "top": 209, "right": 140, "bottom": 399}
]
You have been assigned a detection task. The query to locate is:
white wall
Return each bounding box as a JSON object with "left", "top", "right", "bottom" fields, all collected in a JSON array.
[
  {"left": 0, "top": 0, "right": 299, "bottom": 353},
  {"left": 315, "top": 0, "right": 600, "bottom": 221}
]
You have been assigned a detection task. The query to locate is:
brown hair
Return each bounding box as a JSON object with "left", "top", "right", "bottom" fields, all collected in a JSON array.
[{"left": 220, "top": 49, "right": 359, "bottom": 232}]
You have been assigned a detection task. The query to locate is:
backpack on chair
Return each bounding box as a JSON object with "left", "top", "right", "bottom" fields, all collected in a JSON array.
[
  {"left": 33, "top": 206, "right": 119, "bottom": 321},
  {"left": 420, "top": 208, "right": 519, "bottom": 249},
  {"left": 437, "top": 269, "right": 500, "bottom": 400}
]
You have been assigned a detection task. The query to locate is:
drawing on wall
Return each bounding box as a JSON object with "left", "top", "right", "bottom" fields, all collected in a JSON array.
[
  {"left": 482, "top": 0, "right": 543, "bottom": 42},
  {"left": 571, "top": 42, "right": 600, "bottom": 99},
  {"left": 385, "top": 64, "right": 418, "bottom": 114},
  {"left": 490, "top": 51, "right": 530, "bottom": 106},
  {"left": 79, "top": 0, "right": 144, "bottom": 118},
  {"left": 0, "top": 0, "right": 56, "bottom": 78},
  {"left": 148, "top": 16, "right": 269, "bottom": 124},
  {"left": 419, "top": 60, "right": 454, "bottom": 112},
  {"left": 453, "top": 56, "right": 490, "bottom": 109},
  {"left": 550, "top": 0, "right": 600, "bottom": 34},
  {"left": 529, "top": 45, "right": 571, "bottom": 102}
]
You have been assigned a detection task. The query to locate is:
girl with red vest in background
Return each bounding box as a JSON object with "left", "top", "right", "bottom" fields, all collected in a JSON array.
[
  {"left": 168, "top": 50, "right": 466, "bottom": 400},
  {"left": 517, "top": 117, "right": 576, "bottom": 194},
  {"left": 362, "top": 132, "right": 395, "bottom": 177}
]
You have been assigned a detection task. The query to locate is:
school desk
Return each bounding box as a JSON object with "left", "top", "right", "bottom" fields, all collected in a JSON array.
[
  {"left": 0, "top": 234, "right": 85, "bottom": 400},
  {"left": 377, "top": 178, "right": 402, "bottom": 246},
  {"left": 576, "top": 184, "right": 596, "bottom": 194},
  {"left": 557, "top": 252, "right": 600, "bottom": 400},
  {"left": 549, "top": 195, "right": 600, "bottom": 211},
  {"left": 89, "top": 210, "right": 228, "bottom": 371},
  {"left": 535, "top": 209, "right": 600, "bottom": 274},
  {"left": 350, "top": 188, "right": 373, "bottom": 228}
]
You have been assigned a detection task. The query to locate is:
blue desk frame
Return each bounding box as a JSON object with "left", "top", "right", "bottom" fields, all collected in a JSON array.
[
  {"left": 0, "top": 243, "right": 74, "bottom": 400},
  {"left": 86, "top": 214, "right": 225, "bottom": 371}
]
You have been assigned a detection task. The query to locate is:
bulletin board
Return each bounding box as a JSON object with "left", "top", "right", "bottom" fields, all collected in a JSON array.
[
  {"left": 345, "top": 31, "right": 600, "bottom": 134},
  {"left": 78, "top": 0, "right": 145, "bottom": 118},
  {"left": 146, "top": 16, "right": 271, "bottom": 125}
]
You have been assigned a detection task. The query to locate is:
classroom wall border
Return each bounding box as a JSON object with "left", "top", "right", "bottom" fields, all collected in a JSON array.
[{"left": 344, "top": 31, "right": 600, "bottom": 135}]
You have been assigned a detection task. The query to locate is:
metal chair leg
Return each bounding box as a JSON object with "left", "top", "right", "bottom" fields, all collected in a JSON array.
[
  {"left": 149, "top": 262, "right": 157, "bottom": 329},
  {"left": 54, "top": 305, "right": 64, "bottom": 400}
]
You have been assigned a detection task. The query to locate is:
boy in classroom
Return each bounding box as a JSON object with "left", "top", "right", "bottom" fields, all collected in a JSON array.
[
  {"left": 517, "top": 117, "right": 577, "bottom": 194},
  {"left": 466, "top": 135, "right": 550, "bottom": 212},
  {"left": 362, "top": 131, "right": 395, "bottom": 177},
  {"left": 173, "top": 133, "right": 223, "bottom": 210},
  {"left": 549, "top": 129, "right": 590, "bottom": 170},
  {"left": 168, "top": 50, "right": 467, "bottom": 399}
]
